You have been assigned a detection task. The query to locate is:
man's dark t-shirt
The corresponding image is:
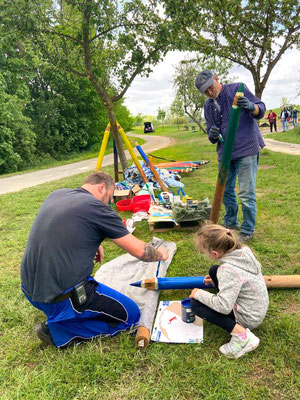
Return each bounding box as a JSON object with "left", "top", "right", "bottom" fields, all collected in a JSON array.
[{"left": 21, "top": 188, "right": 129, "bottom": 303}]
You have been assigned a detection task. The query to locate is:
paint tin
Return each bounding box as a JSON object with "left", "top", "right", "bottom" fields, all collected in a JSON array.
[{"left": 181, "top": 298, "right": 195, "bottom": 323}]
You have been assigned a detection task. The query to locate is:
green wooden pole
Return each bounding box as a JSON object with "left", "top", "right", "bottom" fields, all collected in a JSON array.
[{"left": 210, "top": 83, "right": 244, "bottom": 224}]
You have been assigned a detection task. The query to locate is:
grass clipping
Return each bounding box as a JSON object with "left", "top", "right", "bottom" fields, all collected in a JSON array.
[{"left": 172, "top": 198, "right": 211, "bottom": 222}]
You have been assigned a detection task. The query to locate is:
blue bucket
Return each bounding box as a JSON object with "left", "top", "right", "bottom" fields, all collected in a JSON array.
[{"left": 181, "top": 298, "right": 195, "bottom": 323}]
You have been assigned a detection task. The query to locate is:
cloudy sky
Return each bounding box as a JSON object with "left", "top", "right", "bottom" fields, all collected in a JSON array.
[{"left": 124, "top": 48, "right": 300, "bottom": 117}]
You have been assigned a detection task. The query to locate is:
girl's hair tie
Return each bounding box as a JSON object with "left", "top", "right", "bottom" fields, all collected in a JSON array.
[{"left": 226, "top": 229, "right": 230, "bottom": 234}]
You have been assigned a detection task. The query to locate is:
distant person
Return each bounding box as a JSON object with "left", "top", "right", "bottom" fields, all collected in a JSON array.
[
  {"left": 21, "top": 171, "right": 168, "bottom": 348},
  {"left": 292, "top": 108, "right": 300, "bottom": 126},
  {"left": 280, "top": 107, "right": 289, "bottom": 131},
  {"left": 266, "top": 110, "right": 277, "bottom": 132},
  {"left": 189, "top": 224, "right": 269, "bottom": 359},
  {"left": 195, "top": 70, "right": 266, "bottom": 243}
]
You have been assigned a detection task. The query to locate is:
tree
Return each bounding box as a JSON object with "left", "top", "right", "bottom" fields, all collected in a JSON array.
[
  {"left": 157, "top": 107, "right": 166, "bottom": 122},
  {"left": 0, "top": 73, "right": 36, "bottom": 173},
  {"left": 170, "top": 98, "right": 185, "bottom": 129},
  {"left": 8, "top": 0, "right": 170, "bottom": 171},
  {"left": 133, "top": 113, "right": 144, "bottom": 127},
  {"left": 162, "top": 0, "right": 300, "bottom": 99}
]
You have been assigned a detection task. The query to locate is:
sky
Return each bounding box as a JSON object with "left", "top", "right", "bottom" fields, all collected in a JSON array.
[{"left": 124, "top": 48, "right": 300, "bottom": 117}]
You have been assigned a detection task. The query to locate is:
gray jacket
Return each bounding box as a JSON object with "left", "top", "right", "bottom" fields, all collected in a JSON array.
[{"left": 194, "top": 247, "right": 269, "bottom": 329}]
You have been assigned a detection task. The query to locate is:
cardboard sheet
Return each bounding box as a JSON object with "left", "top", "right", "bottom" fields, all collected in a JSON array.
[{"left": 151, "top": 300, "right": 203, "bottom": 344}]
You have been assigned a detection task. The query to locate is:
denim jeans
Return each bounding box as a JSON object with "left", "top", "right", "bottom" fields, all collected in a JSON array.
[
  {"left": 281, "top": 120, "right": 289, "bottom": 131},
  {"left": 222, "top": 154, "right": 259, "bottom": 235}
]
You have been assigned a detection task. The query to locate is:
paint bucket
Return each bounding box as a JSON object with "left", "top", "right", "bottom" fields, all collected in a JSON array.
[{"left": 181, "top": 298, "right": 195, "bottom": 323}]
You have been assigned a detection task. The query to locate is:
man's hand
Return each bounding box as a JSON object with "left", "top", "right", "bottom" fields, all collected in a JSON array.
[
  {"left": 157, "top": 245, "right": 169, "bottom": 261},
  {"left": 189, "top": 288, "right": 199, "bottom": 299},
  {"left": 208, "top": 125, "right": 219, "bottom": 140},
  {"left": 94, "top": 245, "right": 104, "bottom": 264},
  {"left": 237, "top": 96, "right": 255, "bottom": 112}
]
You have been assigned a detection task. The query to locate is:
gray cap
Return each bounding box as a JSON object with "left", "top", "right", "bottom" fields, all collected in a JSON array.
[{"left": 195, "top": 70, "right": 214, "bottom": 93}]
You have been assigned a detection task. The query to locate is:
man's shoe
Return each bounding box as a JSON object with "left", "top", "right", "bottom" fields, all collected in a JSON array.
[
  {"left": 239, "top": 233, "right": 253, "bottom": 243},
  {"left": 219, "top": 329, "right": 260, "bottom": 359},
  {"left": 35, "top": 322, "right": 54, "bottom": 345}
]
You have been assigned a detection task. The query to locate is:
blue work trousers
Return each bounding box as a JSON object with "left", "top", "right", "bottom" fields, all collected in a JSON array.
[
  {"left": 22, "top": 277, "right": 140, "bottom": 347},
  {"left": 222, "top": 154, "right": 259, "bottom": 235}
]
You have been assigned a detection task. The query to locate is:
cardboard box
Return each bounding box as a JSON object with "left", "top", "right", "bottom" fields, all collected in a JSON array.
[
  {"left": 132, "top": 185, "right": 141, "bottom": 195},
  {"left": 113, "top": 189, "right": 132, "bottom": 202},
  {"left": 113, "top": 185, "right": 141, "bottom": 202}
]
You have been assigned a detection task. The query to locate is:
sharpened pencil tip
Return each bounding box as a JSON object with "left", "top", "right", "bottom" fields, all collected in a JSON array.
[{"left": 130, "top": 280, "right": 142, "bottom": 287}]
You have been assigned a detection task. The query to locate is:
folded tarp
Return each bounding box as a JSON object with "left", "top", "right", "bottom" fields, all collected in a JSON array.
[{"left": 94, "top": 238, "right": 177, "bottom": 332}]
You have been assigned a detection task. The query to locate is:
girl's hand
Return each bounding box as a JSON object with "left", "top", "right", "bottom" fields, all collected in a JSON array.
[
  {"left": 204, "top": 275, "right": 215, "bottom": 287},
  {"left": 189, "top": 288, "right": 199, "bottom": 299}
]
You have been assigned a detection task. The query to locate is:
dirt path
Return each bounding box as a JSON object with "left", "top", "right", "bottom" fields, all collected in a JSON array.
[
  {"left": 0, "top": 133, "right": 175, "bottom": 195},
  {"left": 260, "top": 127, "right": 300, "bottom": 155}
]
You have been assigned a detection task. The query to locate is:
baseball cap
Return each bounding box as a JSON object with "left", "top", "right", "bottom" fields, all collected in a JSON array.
[{"left": 195, "top": 70, "right": 214, "bottom": 93}]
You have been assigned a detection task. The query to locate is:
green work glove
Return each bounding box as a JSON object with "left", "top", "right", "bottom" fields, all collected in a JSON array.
[{"left": 237, "top": 96, "right": 255, "bottom": 112}]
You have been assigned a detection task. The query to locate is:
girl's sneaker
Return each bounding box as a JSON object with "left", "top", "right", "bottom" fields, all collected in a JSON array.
[{"left": 219, "top": 328, "right": 260, "bottom": 359}]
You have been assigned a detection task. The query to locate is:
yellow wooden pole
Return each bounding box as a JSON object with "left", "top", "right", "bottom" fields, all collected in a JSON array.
[
  {"left": 95, "top": 123, "right": 111, "bottom": 171},
  {"left": 116, "top": 121, "right": 149, "bottom": 183}
]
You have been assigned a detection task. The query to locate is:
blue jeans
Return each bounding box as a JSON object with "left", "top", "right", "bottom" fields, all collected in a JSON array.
[
  {"left": 281, "top": 120, "right": 289, "bottom": 131},
  {"left": 222, "top": 154, "right": 259, "bottom": 235}
]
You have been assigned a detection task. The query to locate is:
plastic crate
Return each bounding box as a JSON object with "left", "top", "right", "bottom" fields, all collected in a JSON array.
[{"left": 132, "top": 194, "right": 151, "bottom": 213}]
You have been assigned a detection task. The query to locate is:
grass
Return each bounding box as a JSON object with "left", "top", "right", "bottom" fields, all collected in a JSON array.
[
  {"left": 266, "top": 125, "right": 300, "bottom": 144},
  {"left": 0, "top": 128, "right": 300, "bottom": 399}
]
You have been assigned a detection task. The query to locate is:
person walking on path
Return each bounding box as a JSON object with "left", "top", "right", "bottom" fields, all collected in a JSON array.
[
  {"left": 266, "top": 110, "right": 277, "bottom": 132},
  {"left": 189, "top": 224, "right": 269, "bottom": 359},
  {"left": 195, "top": 70, "right": 266, "bottom": 243},
  {"left": 280, "top": 107, "right": 290, "bottom": 132},
  {"left": 20, "top": 171, "right": 168, "bottom": 348},
  {"left": 292, "top": 108, "right": 299, "bottom": 126}
]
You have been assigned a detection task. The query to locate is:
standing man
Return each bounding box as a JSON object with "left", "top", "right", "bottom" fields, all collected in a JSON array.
[
  {"left": 21, "top": 171, "right": 168, "bottom": 348},
  {"left": 266, "top": 110, "right": 277, "bottom": 132},
  {"left": 292, "top": 108, "right": 299, "bottom": 126},
  {"left": 280, "top": 107, "right": 289, "bottom": 131},
  {"left": 195, "top": 70, "right": 266, "bottom": 243}
]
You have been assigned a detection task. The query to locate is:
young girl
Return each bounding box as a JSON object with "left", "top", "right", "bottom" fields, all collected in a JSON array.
[{"left": 189, "top": 224, "right": 269, "bottom": 359}]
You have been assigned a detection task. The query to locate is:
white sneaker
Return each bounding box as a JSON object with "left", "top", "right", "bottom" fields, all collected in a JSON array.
[{"left": 219, "top": 328, "right": 260, "bottom": 359}]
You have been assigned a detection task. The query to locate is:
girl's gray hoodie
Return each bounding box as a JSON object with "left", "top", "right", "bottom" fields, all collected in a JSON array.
[{"left": 194, "top": 246, "right": 269, "bottom": 329}]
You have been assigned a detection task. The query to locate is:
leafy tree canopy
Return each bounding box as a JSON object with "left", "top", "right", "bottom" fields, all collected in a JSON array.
[
  {"left": 162, "top": 0, "right": 300, "bottom": 98},
  {"left": 6, "top": 0, "right": 170, "bottom": 169}
]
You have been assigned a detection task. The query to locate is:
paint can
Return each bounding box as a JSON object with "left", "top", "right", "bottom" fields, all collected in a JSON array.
[{"left": 181, "top": 298, "right": 195, "bottom": 323}]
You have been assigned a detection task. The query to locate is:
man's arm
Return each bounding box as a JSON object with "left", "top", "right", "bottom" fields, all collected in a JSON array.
[{"left": 112, "top": 234, "right": 169, "bottom": 261}]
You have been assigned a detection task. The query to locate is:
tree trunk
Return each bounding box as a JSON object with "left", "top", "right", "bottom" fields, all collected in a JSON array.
[
  {"left": 105, "top": 102, "right": 128, "bottom": 172},
  {"left": 184, "top": 108, "right": 207, "bottom": 134}
]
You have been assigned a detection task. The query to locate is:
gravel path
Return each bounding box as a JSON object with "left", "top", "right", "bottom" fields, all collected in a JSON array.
[{"left": 0, "top": 133, "right": 175, "bottom": 195}]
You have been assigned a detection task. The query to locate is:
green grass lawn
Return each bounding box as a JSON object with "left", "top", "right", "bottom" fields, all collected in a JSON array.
[
  {"left": 266, "top": 125, "right": 300, "bottom": 144},
  {"left": 0, "top": 129, "right": 299, "bottom": 399}
]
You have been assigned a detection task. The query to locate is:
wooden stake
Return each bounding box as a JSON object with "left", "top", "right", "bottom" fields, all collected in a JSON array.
[
  {"left": 264, "top": 275, "right": 300, "bottom": 288},
  {"left": 135, "top": 326, "right": 150, "bottom": 349},
  {"left": 210, "top": 84, "right": 244, "bottom": 223}
]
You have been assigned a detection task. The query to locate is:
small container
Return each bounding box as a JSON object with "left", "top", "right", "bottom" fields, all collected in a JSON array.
[
  {"left": 181, "top": 298, "right": 195, "bottom": 323},
  {"left": 116, "top": 199, "right": 133, "bottom": 212}
]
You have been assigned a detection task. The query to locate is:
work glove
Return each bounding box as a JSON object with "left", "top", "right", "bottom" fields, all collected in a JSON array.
[
  {"left": 237, "top": 96, "right": 255, "bottom": 112},
  {"left": 208, "top": 125, "right": 219, "bottom": 141}
]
